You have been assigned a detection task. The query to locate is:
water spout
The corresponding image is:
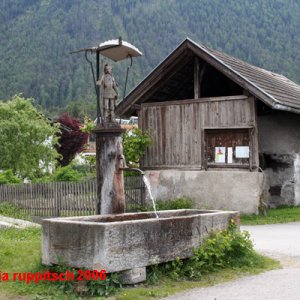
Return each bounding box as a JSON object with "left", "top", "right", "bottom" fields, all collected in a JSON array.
[
  {"left": 117, "top": 153, "right": 145, "bottom": 175},
  {"left": 116, "top": 154, "right": 157, "bottom": 217},
  {"left": 142, "top": 175, "right": 159, "bottom": 218}
]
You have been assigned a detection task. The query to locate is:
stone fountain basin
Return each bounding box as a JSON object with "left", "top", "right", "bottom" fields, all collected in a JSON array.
[{"left": 42, "top": 209, "right": 239, "bottom": 273}]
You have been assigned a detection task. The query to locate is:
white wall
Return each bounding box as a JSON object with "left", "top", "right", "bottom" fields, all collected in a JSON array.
[{"left": 145, "top": 170, "right": 263, "bottom": 214}]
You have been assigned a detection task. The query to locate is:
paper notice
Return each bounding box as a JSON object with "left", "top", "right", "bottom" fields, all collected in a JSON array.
[
  {"left": 227, "top": 147, "right": 233, "bottom": 163},
  {"left": 236, "top": 146, "right": 249, "bottom": 158},
  {"left": 215, "top": 147, "right": 226, "bottom": 163}
]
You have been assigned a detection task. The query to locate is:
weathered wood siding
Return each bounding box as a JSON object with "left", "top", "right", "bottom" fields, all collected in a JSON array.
[{"left": 140, "top": 95, "right": 258, "bottom": 169}]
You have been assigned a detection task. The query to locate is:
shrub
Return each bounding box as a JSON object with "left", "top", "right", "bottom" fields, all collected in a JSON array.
[
  {"left": 0, "top": 169, "right": 21, "bottom": 184},
  {"left": 83, "top": 155, "right": 96, "bottom": 174},
  {"left": 155, "top": 198, "right": 194, "bottom": 210},
  {"left": 184, "top": 221, "right": 256, "bottom": 276},
  {"left": 56, "top": 113, "right": 88, "bottom": 167},
  {"left": 122, "top": 128, "right": 152, "bottom": 166},
  {"left": 147, "top": 220, "right": 260, "bottom": 282},
  {"left": 31, "top": 174, "right": 53, "bottom": 183},
  {"left": 134, "top": 198, "right": 194, "bottom": 213},
  {"left": 53, "top": 165, "right": 83, "bottom": 182}
]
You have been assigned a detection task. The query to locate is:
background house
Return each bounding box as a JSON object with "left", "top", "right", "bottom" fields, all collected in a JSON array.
[{"left": 116, "top": 38, "right": 300, "bottom": 214}]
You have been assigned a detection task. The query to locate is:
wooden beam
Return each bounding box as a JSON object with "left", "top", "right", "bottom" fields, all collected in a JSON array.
[
  {"left": 141, "top": 95, "right": 248, "bottom": 107},
  {"left": 199, "top": 63, "right": 207, "bottom": 98},
  {"left": 139, "top": 54, "right": 193, "bottom": 102},
  {"left": 119, "top": 53, "right": 193, "bottom": 117},
  {"left": 132, "top": 104, "right": 141, "bottom": 110},
  {"left": 116, "top": 43, "right": 190, "bottom": 116},
  {"left": 187, "top": 42, "right": 277, "bottom": 110},
  {"left": 194, "top": 57, "right": 200, "bottom": 99},
  {"left": 243, "top": 90, "right": 250, "bottom": 96}
]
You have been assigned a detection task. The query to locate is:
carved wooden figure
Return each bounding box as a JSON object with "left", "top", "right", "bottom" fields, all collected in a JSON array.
[{"left": 97, "top": 64, "right": 118, "bottom": 123}]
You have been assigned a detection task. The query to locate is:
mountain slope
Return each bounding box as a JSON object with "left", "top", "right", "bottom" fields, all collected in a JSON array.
[{"left": 1, "top": 0, "right": 300, "bottom": 112}]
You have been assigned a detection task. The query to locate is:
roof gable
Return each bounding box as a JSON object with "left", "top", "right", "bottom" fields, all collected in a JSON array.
[{"left": 117, "top": 38, "right": 300, "bottom": 116}]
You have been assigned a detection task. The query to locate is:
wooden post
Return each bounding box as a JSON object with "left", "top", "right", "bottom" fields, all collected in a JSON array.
[
  {"left": 249, "top": 127, "right": 255, "bottom": 171},
  {"left": 194, "top": 57, "right": 200, "bottom": 99},
  {"left": 93, "top": 127, "right": 126, "bottom": 214},
  {"left": 199, "top": 63, "right": 207, "bottom": 98},
  {"left": 194, "top": 58, "right": 207, "bottom": 99},
  {"left": 55, "top": 182, "right": 60, "bottom": 217}
]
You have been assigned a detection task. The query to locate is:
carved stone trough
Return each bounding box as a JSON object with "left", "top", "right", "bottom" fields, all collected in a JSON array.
[{"left": 42, "top": 209, "right": 239, "bottom": 282}]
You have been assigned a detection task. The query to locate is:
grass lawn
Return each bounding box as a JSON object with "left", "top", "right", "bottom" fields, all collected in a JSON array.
[
  {"left": 0, "top": 227, "right": 82, "bottom": 300},
  {"left": 241, "top": 206, "right": 300, "bottom": 225},
  {"left": 0, "top": 226, "right": 279, "bottom": 300}
]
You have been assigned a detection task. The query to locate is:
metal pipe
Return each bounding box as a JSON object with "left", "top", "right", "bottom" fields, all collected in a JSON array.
[
  {"left": 123, "top": 55, "right": 133, "bottom": 100},
  {"left": 85, "top": 50, "right": 97, "bottom": 94},
  {"left": 96, "top": 50, "right": 101, "bottom": 125},
  {"left": 85, "top": 50, "right": 102, "bottom": 123}
]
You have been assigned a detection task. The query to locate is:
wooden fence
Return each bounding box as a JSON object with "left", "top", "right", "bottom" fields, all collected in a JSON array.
[{"left": 0, "top": 177, "right": 146, "bottom": 217}]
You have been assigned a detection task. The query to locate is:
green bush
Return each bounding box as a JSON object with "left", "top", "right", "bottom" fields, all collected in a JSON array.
[
  {"left": 53, "top": 165, "right": 84, "bottom": 182},
  {"left": 123, "top": 128, "right": 152, "bottom": 166},
  {"left": 147, "top": 220, "right": 261, "bottom": 282},
  {"left": 133, "top": 198, "right": 194, "bottom": 213},
  {"left": 83, "top": 155, "right": 96, "bottom": 174},
  {"left": 0, "top": 169, "right": 21, "bottom": 184},
  {"left": 31, "top": 174, "right": 53, "bottom": 183},
  {"left": 155, "top": 198, "right": 194, "bottom": 210}
]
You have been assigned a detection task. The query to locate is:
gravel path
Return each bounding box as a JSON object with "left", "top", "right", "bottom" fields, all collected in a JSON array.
[{"left": 163, "top": 222, "right": 300, "bottom": 300}]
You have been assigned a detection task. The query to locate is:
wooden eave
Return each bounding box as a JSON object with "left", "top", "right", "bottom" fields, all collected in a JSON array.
[
  {"left": 116, "top": 38, "right": 300, "bottom": 117},
  {"left": 116, "top": 41, "right": 191, "bottom": 117}
]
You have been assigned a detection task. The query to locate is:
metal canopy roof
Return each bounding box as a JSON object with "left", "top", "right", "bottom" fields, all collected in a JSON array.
[
  {"left": 98, "top": 39, "right": 142, "bottom": 61},
  {"left": 71, "top": 38, "right": 142, "bottom": 62}
]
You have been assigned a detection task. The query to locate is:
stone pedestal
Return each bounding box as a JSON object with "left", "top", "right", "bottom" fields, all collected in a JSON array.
[
  {"left": 119, "top": 267, "right": 147, "bottom": 284},
  {"left": 92, "top": 125, "right": 126, "bottom": 214}
]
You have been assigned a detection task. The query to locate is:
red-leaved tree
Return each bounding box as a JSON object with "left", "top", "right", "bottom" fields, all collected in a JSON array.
[{"left": 56, "top": 113, "right": 88, "bottom": 166}]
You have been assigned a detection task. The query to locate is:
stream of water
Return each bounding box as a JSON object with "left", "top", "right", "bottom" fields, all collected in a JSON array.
[{"left": 142, "top": 175, "right": 159, "bottom": 218}]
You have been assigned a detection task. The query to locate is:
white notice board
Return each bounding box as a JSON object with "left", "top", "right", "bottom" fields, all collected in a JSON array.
[{"left": 236, "top": 146, "right": 249, "bottom": 158}]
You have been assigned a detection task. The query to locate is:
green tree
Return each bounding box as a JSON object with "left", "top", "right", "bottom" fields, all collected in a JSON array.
[{"left": 0, "top": 95, "right": 60, "bottom": 178}]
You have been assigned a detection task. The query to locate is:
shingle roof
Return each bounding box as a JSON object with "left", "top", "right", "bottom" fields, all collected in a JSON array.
[
  {"left": 199, "top": 41, "right": 300, "bottom": 111},
  {"left": 117, "top": 38, "right": 300, "bottom": 116}
]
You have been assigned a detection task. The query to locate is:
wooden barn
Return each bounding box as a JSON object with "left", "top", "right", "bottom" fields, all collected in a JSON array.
[{"left": 116, "top": 38, "right": 300, "bottom": 214}]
